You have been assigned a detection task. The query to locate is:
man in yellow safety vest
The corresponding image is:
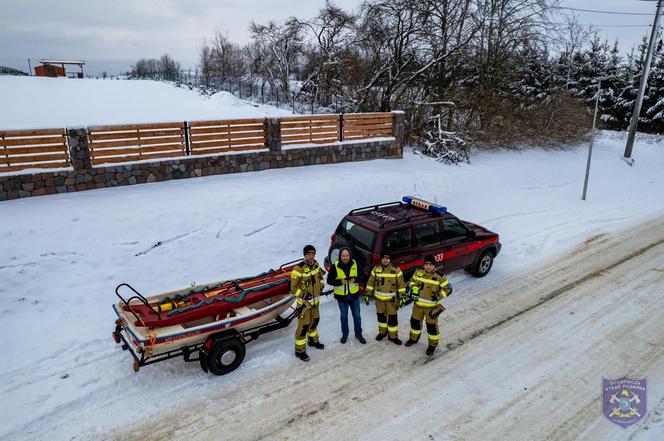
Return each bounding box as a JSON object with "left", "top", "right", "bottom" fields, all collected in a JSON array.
[{"left": 327, "top": 247, "right": 366, "bottom": 344}]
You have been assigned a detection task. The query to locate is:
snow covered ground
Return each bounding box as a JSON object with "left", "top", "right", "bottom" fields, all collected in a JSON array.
[
  {"left": 0, "top": 76, "right": 291, "bottom": 130},
  {"left": 115, "top": 217, "right": 664, "bottom": 441},
  {"left": 0, "top": 75, "right": 663, "bottom": 439},
  {"left": 0, "top": 126, "right": 662, "bottom": 439}
]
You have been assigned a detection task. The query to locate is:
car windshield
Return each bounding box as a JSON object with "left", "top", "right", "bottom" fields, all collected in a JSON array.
[
  {"left": 442, "top": 218, "right": 469, "bottom": 241},
  {"left": 340, "top": 219, "right": 375, "bottom": 250}
]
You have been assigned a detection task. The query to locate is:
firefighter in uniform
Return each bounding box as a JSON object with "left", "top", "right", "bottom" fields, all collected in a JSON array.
[
  {"left": 364, "top": 253, "right": 407, "bottom": 344},
  {"left": 291, "top": 244, "right": 326, "bottom": 362},
  {"left": 405, "top": 254, "right": 453, "bottom": 356}
]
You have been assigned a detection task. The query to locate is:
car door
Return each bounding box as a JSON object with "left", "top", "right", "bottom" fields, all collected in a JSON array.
[
  {"left": 381, "top": 226, "right": 419, "bottom": 274},
  {"left": 413, "top": 219, "right": 446, "bottom": 269},
  {"left": 440, "top": 217, "right": 476, "bottom": 270}
]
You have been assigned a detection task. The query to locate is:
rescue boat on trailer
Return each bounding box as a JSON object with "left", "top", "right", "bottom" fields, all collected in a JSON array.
[{"left": 112, "top": 261, "right": 306, "bottom": 375}]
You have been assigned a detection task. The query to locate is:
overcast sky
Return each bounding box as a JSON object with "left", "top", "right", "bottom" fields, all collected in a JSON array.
[{"left": 0, "top": 0, "right": 660, "bottom": 75}]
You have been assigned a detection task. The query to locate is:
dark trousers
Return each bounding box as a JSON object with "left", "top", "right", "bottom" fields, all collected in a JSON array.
[{"left": 337, "top": 295, "right": 362, "bottom": 337}]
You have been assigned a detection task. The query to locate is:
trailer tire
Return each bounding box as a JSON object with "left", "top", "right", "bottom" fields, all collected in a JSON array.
[{"left": 207, "top": 337, "right": 246, "bottom": 375}]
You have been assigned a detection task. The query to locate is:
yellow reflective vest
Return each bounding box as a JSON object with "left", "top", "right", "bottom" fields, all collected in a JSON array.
[
  {"left": 290, "top": 260, "right": 325, "bottom": 306},
  {"left": 366, "top": 264, "right": 406, "bottom": 301},
  {"left": 409, "top": 268, "right": 451, "bottom": 308},
  {"left": 332, "top": 259, "right": 359, "bottom": 296}
]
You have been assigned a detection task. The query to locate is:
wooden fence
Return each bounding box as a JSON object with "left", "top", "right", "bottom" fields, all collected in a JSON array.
[
  {"left": 87, "top": 122, "right": 186, "bottom": 166},
  {"left": 189, "top": 118, "right": 266, "bottom": 155},
  {"left": 0, "top": 113, "right": 396, "bottom": 173},
  {"left": 0, "top": 128, "right": 69, "bottom": 173},
  {"left": 342, "top": 112, "right": 395, "bottom": 140},
  {"left": 281, "top": 115, "right": 341, "bottom": 145}
]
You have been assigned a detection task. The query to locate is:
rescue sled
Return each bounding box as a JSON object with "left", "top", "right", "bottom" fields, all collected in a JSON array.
[{"left": 112, "top": 260, "right": 309, "bottom": 375}]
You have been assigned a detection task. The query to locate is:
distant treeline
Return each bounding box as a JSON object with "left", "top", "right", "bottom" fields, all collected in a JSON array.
[{"left": 129, "top": 0, "right": 664, "bottom": 145}]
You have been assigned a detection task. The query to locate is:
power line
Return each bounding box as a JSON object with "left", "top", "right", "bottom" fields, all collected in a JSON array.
[
  {"left": 577, "top": 24, "right": 652, "bottom": 28},
  {"left": 553, "top": 6, "right": 655, "bottom": 16},
  {"left": 535, "top": 21, "right": 653, "bottom": 28}
]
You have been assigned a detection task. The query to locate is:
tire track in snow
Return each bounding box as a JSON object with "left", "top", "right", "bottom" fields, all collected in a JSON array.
[
  {"left": 134, "top": 229, "right": 203, "bottom": 256},
  {"left": 243, "top": 222, "right": 277, "bottom": 237},
  {"left": 112, "top": 217, "right": 664, "bottom": 441},
  {"left": 434, "top": 235, "right": 664, "bottom": 358}
]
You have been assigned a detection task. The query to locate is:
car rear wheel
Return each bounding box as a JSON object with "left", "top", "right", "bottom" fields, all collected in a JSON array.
[{"left": 472, "top": 251, "right": 494, "bottom": 277}]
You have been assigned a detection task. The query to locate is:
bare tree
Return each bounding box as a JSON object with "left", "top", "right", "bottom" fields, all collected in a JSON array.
[
  {"left": 298, "top": 1, "right": 356, "bottom": 106},
  {"left": 419, "top": 0, "right": 477, "bottom": 96},
  {"left": 158, "top": 54, "right": 181, "bottom": 80},
  {"left": 464, "top": 0, "right": 554, "bottom": 129},
  {"left": 555, "top": 14, "right": 593, "bottom": 89},
  {"left": 210, "top": 30, "right": 246, "bottom": 79},
  {"left": 352, "top": 0, "right": 427, "bottom": 111},
  {"left": 130, "top": 58, "right": 159, "bottom": 77},
  {"left": 250, "top": 18, "right": 304, "bottom": 96},
  {"left": 199, "top": 40, "right": 214, "bottom": 86}
]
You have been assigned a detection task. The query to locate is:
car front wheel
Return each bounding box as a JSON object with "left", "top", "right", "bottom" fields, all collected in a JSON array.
[{"left": 472, "top": 251, "right": 494, "bottom": 277}]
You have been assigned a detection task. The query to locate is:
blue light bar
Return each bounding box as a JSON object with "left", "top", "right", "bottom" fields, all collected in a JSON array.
[{"left": 402, "top": 196, "right": 447, "bottom": 214}]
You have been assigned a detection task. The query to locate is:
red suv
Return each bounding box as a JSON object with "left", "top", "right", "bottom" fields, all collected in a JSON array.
[{"left": 325, "top": 196, "right": 501, "bottom": 282}]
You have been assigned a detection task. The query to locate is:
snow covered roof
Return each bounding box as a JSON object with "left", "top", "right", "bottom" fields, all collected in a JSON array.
[{"left": 39, "top": 60, "right": 85, "bottom": 65}]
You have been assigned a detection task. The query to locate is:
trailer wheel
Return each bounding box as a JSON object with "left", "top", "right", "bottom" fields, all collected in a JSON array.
[{"left": 207, "top": 338, "right": 246, "bottom": 375}]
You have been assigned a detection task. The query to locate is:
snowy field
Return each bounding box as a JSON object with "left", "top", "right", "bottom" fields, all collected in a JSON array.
[
  {"left": 0, "top": 128, "right": 663, "bottom": 439},
  {"left": 1, "top": 77, "right": 663, "bottom": 440},
  {"left": 0, "top": 76, "right": 291, "bottom": 130}
]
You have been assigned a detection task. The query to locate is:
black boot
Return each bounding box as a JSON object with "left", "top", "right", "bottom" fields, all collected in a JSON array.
[
  {"left": 308, "top": 340, "right": 325, "bottom": 350},
  {"left": 404, "top": 339, "right": 417, "bottom": 347},
  {"left": 426, "top": 346, "right": 436, "bottom": 356},
  {"left": 356, "top": 335, "right": 367, "bottom": 344},
  {"left": 340, "top": 335, "right": 348, "bottom": 344},
  {"left": 375, "top": 333, "right": 387, "bottom": 341},
  {"left": 295, "top": 351, "right": 310, "bottom": 362},
  {"left": 389, "top": 337, "right": 403, "bottom": 345}
]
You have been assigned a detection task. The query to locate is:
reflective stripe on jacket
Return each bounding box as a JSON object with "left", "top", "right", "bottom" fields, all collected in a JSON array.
[
  {"left": 290, "top": 260, "right": 325, "bottom": 302},
  {"left": 409, "top": 267, "right": 451, "bottom": 307},
  {"left": 332, "top": 259, "right": 359, "bottom": 296},
  {"left": 366, "top": 263, "right": 406, "bottom": 301}
]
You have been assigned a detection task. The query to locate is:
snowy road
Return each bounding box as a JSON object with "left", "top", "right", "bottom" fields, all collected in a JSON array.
[
  {"left": 1, "top": 133, "right": 663, "bottom": 440},
  {"left": 113, "top": 216, "right": 664, "bottom": 441}
]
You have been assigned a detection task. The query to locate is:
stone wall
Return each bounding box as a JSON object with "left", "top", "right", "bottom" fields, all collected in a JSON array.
[{"left": 0, "top": 113, "right": 404, "bottom": 201}]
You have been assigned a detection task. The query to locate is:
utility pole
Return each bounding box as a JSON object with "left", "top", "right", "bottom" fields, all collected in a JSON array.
[
  {"left": 27, "top": 58, "right": 32, "bottom": 75},
  {"left": 582, "top": 77, "right": 607, "bottom": 201},
  {"left": 624, "top": 0, "right": 663, "bottom": 160}
]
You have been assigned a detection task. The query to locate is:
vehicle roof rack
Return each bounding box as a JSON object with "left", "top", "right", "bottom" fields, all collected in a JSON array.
[
  {"left": 380, "top": 212, "right": 439, "bottom": 227},
  {"left": 347, "top": 201, "right": 403, "bottom": 215}
]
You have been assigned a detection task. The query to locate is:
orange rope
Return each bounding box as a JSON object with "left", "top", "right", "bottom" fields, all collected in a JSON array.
[{"left": 146, "top": 331, "right": 157, "bottom": 357}]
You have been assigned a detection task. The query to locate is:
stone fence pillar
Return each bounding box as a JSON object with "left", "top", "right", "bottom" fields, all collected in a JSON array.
[
  {"left": 266, "top": 118, "right": 282, "bottom": 153},
  {"left": 393, "top": 111, "right": 406, "bottom": 150},
  {"left": 66, "top": 127, "right": 92, "bottom": 170}
]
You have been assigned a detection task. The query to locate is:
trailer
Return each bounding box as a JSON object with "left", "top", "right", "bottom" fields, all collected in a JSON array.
[{"left": 112, "top": 261, "right": 313, "bottom": 375}]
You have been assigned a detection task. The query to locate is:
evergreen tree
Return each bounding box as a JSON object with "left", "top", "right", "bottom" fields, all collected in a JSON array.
[
  {"left": 642, "top": 45, "right": 664, "bottom": 132},
  {"left": 508, "top": 40, "right": 553, "bottom": 101},
  {"left": 572, "top": 33, "right": 609, "bottom": 105},
  {"left": 598, "top": 40, "right": 627, "bottom": 130},
  {"left": 616, "top": 38, "right": 648, "bottom": 128}
]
